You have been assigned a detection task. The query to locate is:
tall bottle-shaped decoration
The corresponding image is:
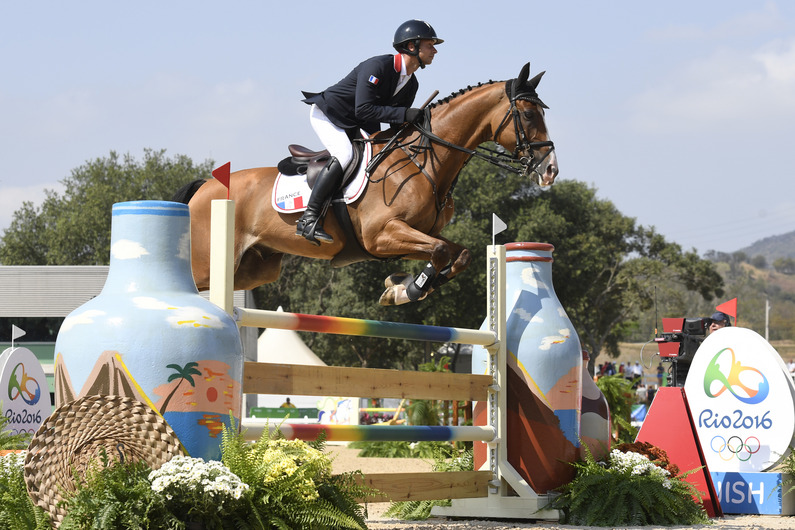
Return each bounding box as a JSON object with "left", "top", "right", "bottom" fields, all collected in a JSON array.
[
  {"left": 54, "top": 201, "right": 244, "bottom": 460},
  {"left": 473, "top": 243, "right": 582, "bottom": 493}
]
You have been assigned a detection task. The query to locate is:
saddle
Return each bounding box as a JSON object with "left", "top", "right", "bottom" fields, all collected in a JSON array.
[{"left": 277, "top": 142, "right": 364, "bottom": 189}]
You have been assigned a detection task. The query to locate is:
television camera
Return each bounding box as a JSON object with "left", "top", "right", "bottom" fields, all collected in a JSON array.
[{"left": 654, "top": 317, "right": 709, "bottom": 387}]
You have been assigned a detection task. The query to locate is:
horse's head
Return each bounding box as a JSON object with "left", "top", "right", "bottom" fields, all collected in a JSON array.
[{"left": 496, "top": 63, "right": 559, "bottom": 188}]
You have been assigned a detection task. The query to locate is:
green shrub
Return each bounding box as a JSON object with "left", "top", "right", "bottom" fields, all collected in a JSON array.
[
  {"left": 0, "top": 451, "right": 51, "bottom": 530},
  {"left": 59, "top": 451, "right": 179, "bottom": 530},
  {"left": 221, "top": 424, "right": 371, "bottom": 529},
  {"left": 546, "top": 445, "right": 710, "bottom": 526}
]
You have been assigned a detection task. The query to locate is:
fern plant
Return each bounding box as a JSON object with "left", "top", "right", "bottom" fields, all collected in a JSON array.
[
  {"left": 221, "top": 422, "right": 371, "bottom": 529},
  {"left": 384, "top": 447, "right": 474, "bottom": 520},
  {"left": 546, "top": 444, "right": 710, "bottom": 526},
  {"left": 0, "top": 451, "right": 51, "bottom": 530},
  {"left": 59, "top": 451, "right": 179, "bottom": 530}
]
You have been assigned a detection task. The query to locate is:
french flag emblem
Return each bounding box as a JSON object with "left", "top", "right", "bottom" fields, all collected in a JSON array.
[
  {"left": 277, "top": 195, "right": 304, "bottom": 211},
  {"left": 368, "top": 75, "right": 379, "bottom": 85}
]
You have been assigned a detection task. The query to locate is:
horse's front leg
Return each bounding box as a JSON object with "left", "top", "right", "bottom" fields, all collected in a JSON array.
[{"left": 370, "top": 221, "right": 471, "bottom": 305}]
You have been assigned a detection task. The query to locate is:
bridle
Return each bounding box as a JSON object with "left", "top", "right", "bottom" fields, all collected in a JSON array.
[
  {"left": 366, "top": 79, "right": 556, "bottom": 187},
  {"left": 492, "top": 78, "right": 556, "bottom": 182}
]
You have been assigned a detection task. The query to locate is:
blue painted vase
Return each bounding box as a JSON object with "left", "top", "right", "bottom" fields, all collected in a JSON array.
[
  {"left": 54, "top": 201, "right": 244, "bottom": 460},
  {"left": 473, "top": 242, "right": 582, "bottom": 492}
]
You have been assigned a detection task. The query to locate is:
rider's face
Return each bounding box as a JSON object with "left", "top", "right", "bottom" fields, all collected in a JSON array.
[{"left": 415, "top": 39, "right": 438, "bottom": 65}]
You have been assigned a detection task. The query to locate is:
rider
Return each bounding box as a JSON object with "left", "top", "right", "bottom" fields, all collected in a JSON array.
[{"left": 295, "top": 19, "right": 443, "bottom": 245}]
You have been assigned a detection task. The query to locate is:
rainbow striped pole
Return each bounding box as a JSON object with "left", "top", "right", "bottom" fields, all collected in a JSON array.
[
  {"left": 234, "top": 306, "right": 496, "bottom": 346},
  {"left": 242, "top": 421, "right": 495, "bottom": 442}
]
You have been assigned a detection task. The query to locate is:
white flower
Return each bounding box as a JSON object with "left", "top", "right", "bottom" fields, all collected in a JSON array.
[
  {"left": 149, "top": 456, "right": 248, "bottom": 505},
  {"left": 608, "top": 449, "right": 670, "bottom": 481},
  {"left": 0, "top": 451, "right": 26, "bottom": 478}
]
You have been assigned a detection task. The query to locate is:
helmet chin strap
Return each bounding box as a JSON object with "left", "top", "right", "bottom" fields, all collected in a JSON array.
[{"left": 407, "top": 39, "right": 425, "bottom": 69}]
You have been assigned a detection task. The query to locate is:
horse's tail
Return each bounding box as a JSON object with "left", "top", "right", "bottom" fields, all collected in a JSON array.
[{"left": 171, "top": 179, "right": 206, "bottom": 204}]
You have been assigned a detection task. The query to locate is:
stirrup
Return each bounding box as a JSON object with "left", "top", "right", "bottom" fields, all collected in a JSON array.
[{"left": 296, "top": 216, "right": 333, "bottom": 245}]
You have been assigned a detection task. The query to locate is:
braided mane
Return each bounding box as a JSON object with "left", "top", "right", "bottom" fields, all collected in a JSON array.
[{"left": 428, "top": 79, "right": 505, "bottom": 109}]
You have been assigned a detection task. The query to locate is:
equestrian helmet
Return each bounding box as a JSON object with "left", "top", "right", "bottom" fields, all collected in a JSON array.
[{"left": 393, "top": 20, "right": 443, "bottom": 54}]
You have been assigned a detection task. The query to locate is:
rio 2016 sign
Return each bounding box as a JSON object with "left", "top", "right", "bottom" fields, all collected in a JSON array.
[
  {"left": 0, "top": 347, "right": 52, "bottom": 435},
  {"left": 684, "top": 327, "right": 795, "bottom": 472}
]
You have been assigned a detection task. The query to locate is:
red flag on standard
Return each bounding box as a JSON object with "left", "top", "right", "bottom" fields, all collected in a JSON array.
[
  {"left": 212, "top": 162, "right": 231, "bottom": 199},
  {"left": 715, "top": 298, "right": 737, "bottom": 318}
]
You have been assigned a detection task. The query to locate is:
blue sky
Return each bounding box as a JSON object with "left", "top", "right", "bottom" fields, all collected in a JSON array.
[{"left": 2, "top": 1, "right": 794, "bottom": 255}]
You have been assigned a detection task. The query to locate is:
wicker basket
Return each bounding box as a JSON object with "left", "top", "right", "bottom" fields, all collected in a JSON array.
[{"left": 24, "top": 394, "right": 185, "bottom": 526}]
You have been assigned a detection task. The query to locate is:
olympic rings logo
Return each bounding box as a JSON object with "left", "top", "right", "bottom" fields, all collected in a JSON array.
[
  {"left": 7, "top": 362, "right": 41, "bottom": 406},
  {"left": 710, "top": 435, "right": 761, "bottom": 461},
  {"left": 703, "top": 347, "right": 769, "bottom": 405}
]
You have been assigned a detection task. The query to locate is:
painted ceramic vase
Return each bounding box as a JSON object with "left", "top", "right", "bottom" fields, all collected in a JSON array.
[
  {"left": 473, "top": 242, "right": 582, "bottom": 493},
  {"left": 580, "top": 349, "right": 611, "bottom": 460},
  {"left": 54, "top": 201, "right": 244, "bottom": 460}
]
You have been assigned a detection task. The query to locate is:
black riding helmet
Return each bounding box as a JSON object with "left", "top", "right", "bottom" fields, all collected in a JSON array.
[{"left": 393, "top": 19, "right": 444, "bottom": 55}]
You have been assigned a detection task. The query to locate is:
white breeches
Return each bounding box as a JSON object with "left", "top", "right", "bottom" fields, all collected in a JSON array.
[{"left": 309, "top": 104, "right": 354, "bottom": 168}]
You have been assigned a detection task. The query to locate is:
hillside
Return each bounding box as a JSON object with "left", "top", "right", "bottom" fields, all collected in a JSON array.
[{"left": 738, "top": 229, "right": 795, "bottom": 262}]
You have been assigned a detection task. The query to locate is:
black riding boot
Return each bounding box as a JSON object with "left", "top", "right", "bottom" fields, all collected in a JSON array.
[{"left": 295, "top": 156, "right": 343, "bottom": 245}]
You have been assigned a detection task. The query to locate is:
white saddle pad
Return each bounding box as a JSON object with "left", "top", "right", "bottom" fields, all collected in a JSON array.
[{"left": 271, "top": 142, "right": 371, "bottom": 213}]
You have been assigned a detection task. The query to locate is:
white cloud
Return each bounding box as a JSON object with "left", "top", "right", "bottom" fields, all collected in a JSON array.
[
  {"left": 61, "top": 309, "right": 106, "bottom": 332},
  {"left": 111, "top": 239, "right": 149, "bottom": 260},
  {"left": 132, "top": 297, "right": 226, "bottom": 329},
  {"left": 177, "top": 229, "right": 191, "bottom": 262},
  {"left": 627, "top": 37, "right": 795, "bottom": 134},
  {"left": 132, "top": 297, "right": 172, "bottom": 311}
]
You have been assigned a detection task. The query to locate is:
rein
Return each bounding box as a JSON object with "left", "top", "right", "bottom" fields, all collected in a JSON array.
[
  {"left": 364, "top": 86, "right": 555, "bottom": 189},
  {"left": 360, "top": 78, "right": 555, "bottom": 224}
]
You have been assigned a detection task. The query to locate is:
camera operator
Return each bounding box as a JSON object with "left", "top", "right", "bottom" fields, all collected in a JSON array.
[
  {"left": 708, "top": 311, "right": 731, "bottom": 333},
  {"left": 665, "top": 311, "right": 732, "bottom": 386}
]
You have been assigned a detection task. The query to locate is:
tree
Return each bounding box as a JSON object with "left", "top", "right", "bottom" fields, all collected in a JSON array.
[
  {"left": 750, "top": 255, "right": 767, "bottom": 269},
  {"left": 773, "top": 257, "right": 795, "bottom": 275},
  {"left": 0, "top": 149, "right": 213, "bottom": 265},
  {"left": 503, "top": 179, "right": 723, "bottom": 366}
]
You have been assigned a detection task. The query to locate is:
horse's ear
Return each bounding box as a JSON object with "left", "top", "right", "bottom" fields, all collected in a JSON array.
[
  {"left": 528, "top": 70, "right": 546, "bottom": 90},
  {"left": 517, "top": 63, "right": 530, "bottom": 86}
]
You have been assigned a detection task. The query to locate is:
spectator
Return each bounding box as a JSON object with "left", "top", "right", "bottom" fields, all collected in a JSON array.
[{"left": 636, "top": 383, "right": 648, "bottom": 404}]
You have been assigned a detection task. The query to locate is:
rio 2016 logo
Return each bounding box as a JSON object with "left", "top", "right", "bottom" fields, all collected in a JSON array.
[
  {"left": 7, "top": 362, "right": 41, "bottom": 406},
  {"left": 703, "top": 347, "right": 769, "bottom": 405}
]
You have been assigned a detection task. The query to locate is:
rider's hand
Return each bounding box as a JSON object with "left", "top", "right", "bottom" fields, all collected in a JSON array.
[{"left": 405, "top": 108, "right": 423, "bottom": 124}]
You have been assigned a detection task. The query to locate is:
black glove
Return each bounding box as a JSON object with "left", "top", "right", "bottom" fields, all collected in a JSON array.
[{"left": 405, "top": 108, "right": 423, "bottom": 124}]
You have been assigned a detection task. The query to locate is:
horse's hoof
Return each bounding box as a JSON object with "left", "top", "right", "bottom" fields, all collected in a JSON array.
[
  {"left": 379, "top": 287, "right": 396, "bottom": 306},
  {"left": 379, "top": 285, "right": 412, "bottom": 306},
  {"left": 384, "top": 272, "right": 411, "bottom": 289}
]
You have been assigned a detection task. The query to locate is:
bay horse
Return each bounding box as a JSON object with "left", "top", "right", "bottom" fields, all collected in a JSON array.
[{"left": 174, "top": 62, "right": 558, "bottom": 305}]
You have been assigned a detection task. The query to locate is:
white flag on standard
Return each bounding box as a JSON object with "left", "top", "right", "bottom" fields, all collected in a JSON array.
[
  {"left": 492, "top": 213, "right": 508, "bottom": 246},
  {"left": 11, "top": 325, "right": 26, "bottom": 340}
]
